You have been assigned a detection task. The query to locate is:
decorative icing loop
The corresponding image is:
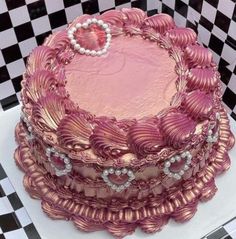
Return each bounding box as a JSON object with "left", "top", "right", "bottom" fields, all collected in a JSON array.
[
  {"left": 163, "top": 151, "right": 192, "bottom": 180},
  {"left": 46, "top": 147, "right": 72, "bottom": 176},
  {"left": 67, "top": 18, "right": 111, "bottom": 56},
  {"left": 101, "top": 167, "right": 135, "bottom": 192}
]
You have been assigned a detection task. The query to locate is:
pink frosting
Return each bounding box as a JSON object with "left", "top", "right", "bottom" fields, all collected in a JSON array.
[{"left": 65, "top": 35, "right": 177, "bottom": 120}]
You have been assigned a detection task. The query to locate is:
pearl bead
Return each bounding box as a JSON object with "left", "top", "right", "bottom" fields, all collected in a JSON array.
[
  {"left": 86, "top": 19, "right": 92, "bottom": 24},
  {"left": 165, "top": 161, "right": 171, "bottom": 168},
  {"left": 64, "top": 157, "right": 70, "bottom": 164},
  {"left": 170, "top": 157, "right": 175, "bottom": 163},
  {"left": 74, "top": 44, "right": 80, "bottom": 50},
  {"left": 90, "top": 50, "right": 96, "bottom": 56},
  {"left": 71, "top": 27, "right": 76, "bottom": 32},
  {"left": 208, "top": 129, "right": 213, "bottom": 135},
  {"left": 175, "top": 155, "right": 181, "bottom": 162},
  {"left": 96, "top": 51, "right": 102, "bottom": 56},
  {"left": 46, "top": 148, "right": 51, "bottom": 154},
  {"left": 122, "top": 168, "right": 127, "bottom": 174},
  {"left": 184, "top": 165, "right": 189, "bottom": 171},
  {"left": 91, "top": 18, "right": 97, "bottom": 23},
  {"left": 120, "top": 185, "right": 125, "bottom": 190},
  {"left": 66, "top": 164, "right": 72, "bottom": 169},
  {"left": 68, "top": 33, "right": 74, "bottom": 39},
  {"left": 79, "top": 48, "right": 85, "bottom": 54},
  {"left": 70, "top": 39, "right": 76, "bottom": 45},
  {"left": 125, "top": 182, "right": 130, "bottom": 188},
  {"left": 106, "top": 34, "right": 111, "bottom": 40},
  {"left": 97, "top": 20, "right": 104, "bottom": 25},
  {"left": 105, "top": 28, "right": 111, "bottom": 33},
  {"left": 115, "top": 170, "right": 121, "bottom": 176},
  {"left": 181, "top": 152, "right": 186, "bottom": 158},
  {"left": 127, "top": 170, "right": 133, "bottom": 177},
  {"left": 163, "top": 168, "right": 169, "bottom": 174},
  {"left": 111, "top": 184, "right": 117, "bottom": 190},
  {"left": 174, "top": 174, "right": 181, "bottom": 180},
  {"left": 82, "top": 23, "right": 88, "bottom": 28},
  {"left": 109, "top": 168, "right": 114, "bottom": 174},
  {"left": 75, "top": 23, "right": 81, "bottom": 28},
  {"left": 54, "top": 152, "right": 59, "bottom": 157},
  {"left": 179, "top": 170, "right": 185, "bottom": 176},
  {"left": 102, "top": 23, "right": 108, "bottom": 29},
  {"left": 101, "top": 49, "right": 107, "bottom": 54},
  {"left": 85, "top": 49, "right": 90, "bottom": 55},
  {"left": 103, "top": 170, "right": 109, "bottom": 176}
]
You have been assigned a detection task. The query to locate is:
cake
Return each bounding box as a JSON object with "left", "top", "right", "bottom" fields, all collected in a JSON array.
[{"left": 14, "top": 8, "right": 235, "bottom": 238}]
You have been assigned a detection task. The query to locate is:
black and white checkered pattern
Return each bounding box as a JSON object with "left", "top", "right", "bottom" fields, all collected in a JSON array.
[
  {"left": 157, "top": 0, "right": 236, "bottom": 120},
  {"left": 0, "top": 0, "right": 235, "bottom": 118},
  {"left": 0, "top": 164, "right": 41, "bottom": 239}
]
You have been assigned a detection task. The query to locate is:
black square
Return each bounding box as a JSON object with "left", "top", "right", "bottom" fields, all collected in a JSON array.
[
  {"left": 35, "top": 31, "right": 52, "bottom": 45},
  {"left": 231, "top": 112, "right": 236, "bottom": 121},
  {"left": 1, "top": 44, "right": 22, "bottom": 64},
  {"left": 12, "top": 76, "right": 23, "bottom": 93},
  {"left": 175, "top": 0, "right": 188, "bottom": 18},
  {"left": 223, "top": 88, "right": 236, "bottom": 110},
  {"left": 199, "top": 15, "right": 213, "bottom": 32},
  {"left": 0, "top": 185, "right": 6, "bottom": 197},
  {"left": 208, "top": 34, "right": 224, "bottom": 55},
  {"left": 189, "top": 0, "right": 203, "bottom": 13},
  {"left": 63, "top": 0, "right": 81, "bottom": 8},
  {"left": 215, "top": 11, "right": 231, "bottom": 33},
  {"left": 8, "top": 193, "right": 24, "bottom": 211},
  {"left": 115, "top": 0, "right": 130, "bottom": 6},
  {"left": 82, "top": 0, "right": 99, "bottom": 15},
  {"left": 218, "top": 65, "right": 232, "bottom": 85},
  {"left": 0, "top": 164, "right": 7, "bottom": 180},
  {"left": 0, "top": 66, "right": 10, "bottom": 84},
  {"left": 147, "top": 9, "right": 158, "bottom": 17},
  {"left": 186, "top": 20, "right": 198, "bottom": 33},
  {"left": 24, "top": 223, "right": 41, "bottom": 239},
  {"left": 0, "top": 213, "right": 21, "bottom": 232},
  {"left": 49, "top": 10, "right": 67, "bottom": 29},
  {"left": 14, "top": 22, "right": 34, "bottom": 42},
  {"left": 5, "top": 0, "right": 25, "bottom": 10},
  {"left": 131, "top": 0, "right": 147, "bottom": 11},
  {"left": 226, "top": 35, "right": 236, "bottom": 51},
  {"left": 205, "top": 0, "right": 219, "bottom": 8},
  {"left": 27, "top": 0, "right": 47, "bottom": 20},
  {"left": 233, "top": 4, "right": 236, "bottom": 22},
  {"left": 162, "top": 3, "right": 174, "bottom": 17},
  {"left": 0, "top": 94, "right": 19, "bottom": 111},
  {"left": 0, "top": 12, "right": 13, "bottom": 31}
]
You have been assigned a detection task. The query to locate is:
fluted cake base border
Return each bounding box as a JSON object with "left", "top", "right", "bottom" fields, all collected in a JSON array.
[{"left": 14, "top": 108, "right": 234, "bottom": 238}]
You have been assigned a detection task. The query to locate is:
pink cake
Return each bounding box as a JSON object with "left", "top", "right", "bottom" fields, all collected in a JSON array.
[{"left": 15, "top": 8, "right": 235, "bottom": 238}]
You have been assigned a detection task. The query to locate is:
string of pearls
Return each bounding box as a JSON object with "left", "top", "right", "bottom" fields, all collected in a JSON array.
[{"left": 67, "top": 18, "right": 111, "bottom": 56}]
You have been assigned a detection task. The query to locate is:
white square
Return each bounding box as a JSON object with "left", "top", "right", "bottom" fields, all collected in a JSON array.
[
  {"left": 0, "top": 197, "right": 14, "bottom": 214},
  {"left": 221, "top": 43, "right": 236, "bottom": 65},
  {"left": 0, "top": 0, "right": 7, "bottom": 14},
  {"left": 181, "top": 0, "right": 189, "bottom": 4},
  {"left": 162, "top": 0, "right": 175, "bottom": 9},
  {"left": 0, "top": 177, "right": 15, "bottom": 195},
  {"left": 31, "top": 16, "right": 51, "bottom": 36},
  {"left": 218, "top": 0, "right": 235, "bottom": 20},
  {"left": 187, "top": 6, "right": 201, "bottom": 22},
  {"left": 6, "top": 59, "right": 26, "bottom": 79},
  {"left": 173, "top": 12, "right": 187, "bottom": 28},
  {"left": 15, "top": 207, "right": 32, "bottom": 227},
  {"left": 211, "top": 51, "right": 221, "bottom": 65},
  {"left": 201, "top": 1, "right": 217, "bottom": 24},
  {"left": 212, "top": 25, "right": 227, "bottom": 42},
  {"left": 25, "top": 0, "right": 40, "bottom": 4},
  {"left": 0, "top": 81, "right": 15, "bottom": 100},
  {"left": 16, "top": 92, "right": 22, "bottom": 104},
  {"left": 65, "top": 4, "right": 83, "bottom": 24},
  {"left": 228, "top": 21, "right": 236, "bottom": 39},
  {"left": 19, "top": 37, "right": 38, "bottom": 58},
  {"left": 157, "top": 1, "right": 162, "bottom": 13},
  {"left": 98, "top": 0, "right": 115, "bottom": 12},
  {"left": 197, "top": 24, "right": 211, "bottom": 46},
  {"left": 0, "top": 29, "right": 18, "bottom": 49},
  {"left": 0, "top": 51, "right": 5, "bottom": 67},
  {"left": 45, "top": 0, "right": 64, "bottom": 14},
  {"left": 228, "top": 74, "right": 236, "bottom": 93},
  {"left": 4, "top": 228, "right": 28, "bottom": 239},
  {"left": 147, "top": 0, "right": 158, "bottom": 11},
  {"left": 9, "top": 6, "right": 30, "bottom": 27},
  {"left": 115, "top": 3, "right": 131, "bottom": 10}
]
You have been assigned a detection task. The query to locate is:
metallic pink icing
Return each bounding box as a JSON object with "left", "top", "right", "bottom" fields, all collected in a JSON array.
[{"left": 65, "top": 35, "right": 177, "bottom": 119}]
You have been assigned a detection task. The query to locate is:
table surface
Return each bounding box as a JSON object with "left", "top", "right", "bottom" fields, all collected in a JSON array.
[{"left": 0, "top": 106, "right": 236, "bottom": 239}]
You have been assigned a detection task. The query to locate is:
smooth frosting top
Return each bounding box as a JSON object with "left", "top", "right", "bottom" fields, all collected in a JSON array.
[{"left": 65, "top": 35, "right": 177, "bottom": 119}]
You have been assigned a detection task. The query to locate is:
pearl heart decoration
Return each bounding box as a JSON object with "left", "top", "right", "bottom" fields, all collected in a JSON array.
[
  {"left": 46, "top": 147, "right": 72, "bottom": 177},
  {"left": 163, "top": 151, "right": 192, "bottom": 180},
  {"left": 101, "top": 168, "right": 135, "bottom": 192},
  {"left": 67, "top": 18, "right": 111, "bottom": 56}
]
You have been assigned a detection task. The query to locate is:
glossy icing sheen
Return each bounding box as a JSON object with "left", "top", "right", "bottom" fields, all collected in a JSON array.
[{"left": 65, "top": 35, "right": 177, "bottom": 119}]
